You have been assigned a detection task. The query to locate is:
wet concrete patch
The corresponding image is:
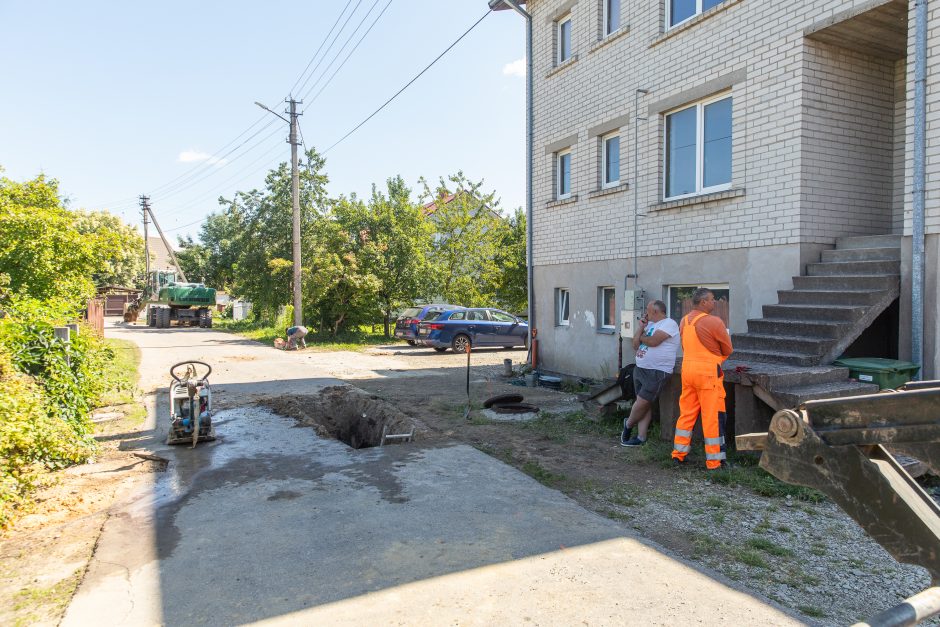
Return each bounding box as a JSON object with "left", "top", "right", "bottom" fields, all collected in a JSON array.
[{"left": 266, "top": 385, "right": 417, "bottom": 449}]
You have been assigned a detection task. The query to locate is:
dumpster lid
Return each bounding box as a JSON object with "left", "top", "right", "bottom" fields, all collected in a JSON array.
[{"left": 833, "top": 357, "right": 920, "bottom": 373}]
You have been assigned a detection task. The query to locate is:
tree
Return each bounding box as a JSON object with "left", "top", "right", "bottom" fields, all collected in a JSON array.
[
  {"left": 73, "top": 209, "right": 145, "bottom": 288},
  {"left": 420, "top": 172, "right": 504, "bottom": 307},
  {"left": 491, "top": 207, "right": 527, "bottom": 314},
  {"left": 0, "top": 173, "right": 97, "bottom": 305},
  {"left": 333, "top": 176, "right": 432, "bottom": 336}
]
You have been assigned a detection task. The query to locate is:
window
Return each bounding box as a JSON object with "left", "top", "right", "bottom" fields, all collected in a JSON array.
[
  {"left": 557, "top": 149, "right": 572, "bottom": 199},
  {"left": 604, "top": 0, "right": 621, "bottom": 36},
  {"left": 449, "top": 311, "right": 465, "bottom": 321},
  {"left": 599, "top": 286, "right": 616, "bottom": 329},
  {"left": 491, "top": 310, "right": 516, "bottom": 323},
  {"left": 667, "top": 284, "right": 730, "bottom": 327},
  {"left": 668, "top": 0, "right": 724, "bottom": 28},
  {"left": 557, "top": 14, "right": 572, "bottom": 63},
  {"left": 601, "top": 132, "right": 620, "bottom": 188},
  {"left": 664, "top": 94, "right": 732, "bottom": 199},
  {"left": 556, "top": 288, "right": 570, "bottom": 326}
]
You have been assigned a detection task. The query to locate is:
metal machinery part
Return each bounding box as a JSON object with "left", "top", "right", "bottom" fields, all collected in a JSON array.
[
  {"left": 736, "top": 382, "right": 940, "bottom": 626},
  {"left": 167, "top": 360, "right": 215, "bottom": 448}
]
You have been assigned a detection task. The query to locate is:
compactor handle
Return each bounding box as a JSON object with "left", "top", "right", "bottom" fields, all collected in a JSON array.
[{"left": 170, "top": 360, "right": 212, "bottom": 383}]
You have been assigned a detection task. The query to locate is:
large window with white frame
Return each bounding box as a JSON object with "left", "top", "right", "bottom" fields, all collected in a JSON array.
[
  {"left": 604, "top": 0, "right": 621, "bottom": 36},
  {"left": 601, "top": 132, "right": 620, "bottom": 188},
  {"left": 598, "top": 286, "right": 616, "bottom": 330},
  {"left": 557, "top": 13, "right": 572, "bottom": 64},
  {"left": 664, "top": 93, "right": 732, "bottom": 200},
  {"left": 557, "top": 148, "right": 572, "bottom": 199},
  {"left": 555, "top": 288, "right": 570, "bottom": 326},
  {"left": 668, "top": 0, "right": 725, "bottom": 29}
]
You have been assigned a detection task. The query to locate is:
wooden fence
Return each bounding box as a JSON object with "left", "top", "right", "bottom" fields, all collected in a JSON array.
[{"left": 85, "top": 298, "right": 104, "bottom": 336}]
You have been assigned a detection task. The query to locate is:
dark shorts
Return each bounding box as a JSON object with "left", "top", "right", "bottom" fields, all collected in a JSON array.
[{"left": 633, "top": 366, "right": 670, "bottom": 402}]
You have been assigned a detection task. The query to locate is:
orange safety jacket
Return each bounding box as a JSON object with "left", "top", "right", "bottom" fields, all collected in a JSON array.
[{"left": 673, "top": 312, "right": 729, "bottom": 466}]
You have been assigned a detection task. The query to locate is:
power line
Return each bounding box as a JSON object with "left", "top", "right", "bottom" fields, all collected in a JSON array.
[
  {"left": 294, "top": 0, "right": 366, "bottom": 98},
  {"left": 288, "top": 0, "right": 356, "bottom": 96},
  {"left": 297, "top": 0, "right": 386, "bottom": 105},
  {"left": 324, "top": 9, "right": 492, "bottom": 154},
  {"left": 302, "top": 0, "right": 395, "bottom": 112}
]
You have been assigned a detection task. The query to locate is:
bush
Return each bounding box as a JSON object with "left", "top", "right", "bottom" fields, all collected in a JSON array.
[{"left": 0, "top": 349, "right": 95, "bottom": 527}]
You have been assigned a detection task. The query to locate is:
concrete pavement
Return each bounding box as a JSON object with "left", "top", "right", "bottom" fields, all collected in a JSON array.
[{"left": 62, "top": 321, "right": 801, "bottom": 625}]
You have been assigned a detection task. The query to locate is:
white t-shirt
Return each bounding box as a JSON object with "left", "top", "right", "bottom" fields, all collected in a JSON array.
[{"left": 635, "top": 318, "right": 681, "bottom": 373}]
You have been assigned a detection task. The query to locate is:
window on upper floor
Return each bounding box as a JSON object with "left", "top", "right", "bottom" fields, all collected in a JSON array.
[
  {"left": 599, "top": 286, "right": 616, "bottom": 329},
  {"left": 557, "top": 13, "right": 572, "bottom": 64},
  {"left": 557, "top": 148, "right": 572, "bottom": 199},
  {"left": 668, "top": 0, "right": 724, "bottom": 29},
  {"left": 556, "top": 288, "right": 570, "bottom": 326},
  {"left": 604, "top": 0, "right": 621, "bottom": 36},
  {"left": 664, "top": 93, "right": 732, "bottom": 200},
  {"left": 601, "top": 132, "right": 620, "bottom": 188}
]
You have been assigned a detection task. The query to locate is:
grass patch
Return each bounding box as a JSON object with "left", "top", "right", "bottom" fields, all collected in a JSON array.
[
  {"left": 599, "top": 508, "right": 632, "bottom": 522},
  {"left": 608, "top": 486, "right": 639, "bottom": 508},
  {"left": 514, "top": 410, "right": 621, "bottom": 443},
  {"left": 731, "top": 547, "right": 769, "bottom": 569},
  {"left": 797, "top": 605, "right": 827, "bottom": 618},
  {"left": 810, "top": 543, "right": 827, "bottom": 556},
  {"left": 745, "top": 536, "right": 794, "bottom": 557},
  {"left": 215, "top": 318, "right": 402, "bottom": 351},
  {"left": 521, "top": 461, "right": 566, "bottom": 487},
  {"left": 12, "top": 568, "right": 83, "bottom": 626},
  {"left": 712, "top": 511, "right": 727, "bottom": 525},
  {"left": 97, "top": 338, "right": 140, "bottom": 406},
  {"left": 691, "top": 533, "right": 717, "bottom": 559}
]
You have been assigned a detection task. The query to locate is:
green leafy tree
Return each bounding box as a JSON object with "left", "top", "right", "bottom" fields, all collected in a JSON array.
[
  {"left": 334, "top": 176, "right": 432, "bottom": 336},
  {"left": 0, "top": 173, "right": 97, "bottom": 304},
  {"left": 73, "top": 209, "right": 146, "bottom": 288},
  {"left": 176, "top": 210, "right": 242, "bottom": 290},
  {"left": 420, "top": 172, "right": 504, "bottom": 307},
  {"left": 492, "top": 207, "right": 527, "bottom": 314}
]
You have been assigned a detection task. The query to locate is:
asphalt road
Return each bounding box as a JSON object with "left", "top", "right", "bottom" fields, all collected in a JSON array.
[{"left": 62, "top": 321, "right": 800, "bottom": 626}]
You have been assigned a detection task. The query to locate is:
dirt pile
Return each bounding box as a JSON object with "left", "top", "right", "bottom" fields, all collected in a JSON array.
[{"left": 266, "top": 385, "right": 417, "bottom": 449}]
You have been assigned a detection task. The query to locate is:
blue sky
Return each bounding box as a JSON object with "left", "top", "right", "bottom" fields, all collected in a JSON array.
[{"left": 0, "top": 1, "right": 525, "bottom": 240}]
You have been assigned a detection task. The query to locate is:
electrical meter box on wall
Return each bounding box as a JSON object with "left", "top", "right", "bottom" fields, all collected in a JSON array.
[{"left": 621, "top": 289, "right": 646, "bottom": 338}]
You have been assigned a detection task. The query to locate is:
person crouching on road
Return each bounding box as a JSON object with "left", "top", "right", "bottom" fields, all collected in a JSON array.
[
  {"left": 672, "top": 288, "right": 733, "bottom": 470},
  {"left": 620, "top": 300, "right": 680, "bottom": 447},
  {"left": 285, "top": 325, "right": 308, "bottom": 350}
]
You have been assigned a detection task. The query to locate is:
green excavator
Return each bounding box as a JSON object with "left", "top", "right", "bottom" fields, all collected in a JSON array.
[{"left": 125, "top": 200, "right": 217, "bottom": 328}]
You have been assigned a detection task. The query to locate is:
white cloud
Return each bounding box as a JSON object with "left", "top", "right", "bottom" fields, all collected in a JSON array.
[
  {"left": 502, "top": 58, "right": 526, "bottom": 78},
  {"left": 177, "top": 150, "right": 226, "bottom": 166}
]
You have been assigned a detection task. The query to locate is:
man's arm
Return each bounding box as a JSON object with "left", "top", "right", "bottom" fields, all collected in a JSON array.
[
  {"left": 642, "top": 329, "right": 672, "bottom": 347},
  {"left": 631, "top": 318, "right": 648, "bottom": 350}
]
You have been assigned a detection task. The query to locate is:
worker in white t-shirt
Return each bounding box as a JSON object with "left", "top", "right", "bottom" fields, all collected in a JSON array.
[{"left": 620, "top": 300, "right": 681, "bottom": 447}]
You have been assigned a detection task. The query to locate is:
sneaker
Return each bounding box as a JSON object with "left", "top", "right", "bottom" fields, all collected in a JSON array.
[
  {"left": 707, "top": 461, "right": 732, "bottom": 472},
  {"left": 619, "top": 419, "right": 634, "bottom": 445},
  {"left": 621, "top": 436, "right": 646, "bottom": 447},
  {"left": 672, "top": 457, "right": 687, "bottom": 468}
]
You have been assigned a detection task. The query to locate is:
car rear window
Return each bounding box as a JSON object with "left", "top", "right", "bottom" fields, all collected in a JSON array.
[{"left": 399, "top": 308, "right": 421, "bottom": 319}]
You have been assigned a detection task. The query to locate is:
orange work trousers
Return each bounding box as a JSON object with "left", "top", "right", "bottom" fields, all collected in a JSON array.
[{"left": 672, "top": 364, "right": 727, "bottom": 469}]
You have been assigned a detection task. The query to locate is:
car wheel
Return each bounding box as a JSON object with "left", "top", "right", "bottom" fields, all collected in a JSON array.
[
  {"left": 407, "top": 340, "right": 416, "bottom": 346},
  {"left": 433, "top": 347, "right": 448, "bottom": 353},
  {"left": 451, "top": 334, "right": 471, "bottom": 353}
]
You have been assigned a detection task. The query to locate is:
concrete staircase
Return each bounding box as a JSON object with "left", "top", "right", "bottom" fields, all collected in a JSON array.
[{"left": 726, "top": 234, "right": 901, "bottom": 407}]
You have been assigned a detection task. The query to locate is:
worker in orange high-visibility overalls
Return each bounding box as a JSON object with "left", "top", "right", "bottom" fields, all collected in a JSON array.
[{"left": 672, "top": 288, "right": 734, "bottom": 470}]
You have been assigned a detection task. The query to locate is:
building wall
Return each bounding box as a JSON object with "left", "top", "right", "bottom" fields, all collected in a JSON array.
[
  {"left": 800, "top": 39, "right": 898, "bottom": 240},
  {"left": 525, "top": 0, "right": 940, "bottom": 378}
]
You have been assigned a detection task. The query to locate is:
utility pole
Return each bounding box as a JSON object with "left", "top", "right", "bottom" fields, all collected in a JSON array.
[
  {"left": 288, "top": 98, "right": 302, "bottom": 327},
  {"left": 139, "top": 195, "right": 151, "bottom": 283},
  {"left": 256, "top": 97, "right": 303, "bottom": 327}
]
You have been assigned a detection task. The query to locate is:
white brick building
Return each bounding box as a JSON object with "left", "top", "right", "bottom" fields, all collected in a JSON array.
[{"left": 510, "top": 0, "right": 939, "bottom": 380}]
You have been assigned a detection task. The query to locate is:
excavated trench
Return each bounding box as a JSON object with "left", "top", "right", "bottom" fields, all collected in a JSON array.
[{"left": 265, "top": 386, "right": 416, "bottom": 449}]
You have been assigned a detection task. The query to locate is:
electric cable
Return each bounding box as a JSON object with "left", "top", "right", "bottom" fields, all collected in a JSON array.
[
  {"left": 324, "top": 9, "right": 491, "bottom": 154},
  {"left": 288, "top": 0, "right": 356, "bottom": 96},
  {"left": 294, "top": 0, "right": 366, "bottom": 98}
]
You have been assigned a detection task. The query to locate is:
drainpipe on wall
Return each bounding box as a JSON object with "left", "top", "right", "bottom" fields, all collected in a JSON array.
[
  {"left": 490, "top": 0, "right": 535, "bottom": 367},
  {"left": 913, "top": 0, "right": 927, "bottom": 379}
]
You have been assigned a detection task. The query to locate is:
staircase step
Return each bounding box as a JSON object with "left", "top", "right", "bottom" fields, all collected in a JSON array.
[
  {"left": 821, "top": 247, "right": 901, "bottom": 263},
  {"left": 729, "top": 349, "right": 821, "bottom": 367},
  {"left": 772, "top": 380, "right": 880, "bottom": 408},
  {"left": 777, "top": 289, "right": 888, "bottom": 306},
  {"left": 836, "top": 234, "right": 902, "bottom": 250},
  {"left": 793, "top": 275, "right": 898, "bottom": 290},
  {"left": 763, "top": 304, "right": 866, "bottom": 322},
  {"left": 747, "top": 318, "right": 847, "bottom": 338},
  {"left": 807, "top": 260, "right": 900, "bottom": 276},
  {"left": 732, "top": 333, "right": 834, "bottom": 354}
]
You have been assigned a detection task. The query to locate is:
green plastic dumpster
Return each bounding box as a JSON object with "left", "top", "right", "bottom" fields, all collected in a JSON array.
[{"left": 832, "top": 357, "right": 920, "bottom": 390}]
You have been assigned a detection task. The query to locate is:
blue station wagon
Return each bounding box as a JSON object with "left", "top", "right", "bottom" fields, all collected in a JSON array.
[
  {"left": 394, "top": 304, "right": 464, "bottom": 345},
  {"left": 417, "top": 308, "right": 529, "bottom": 353}
]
